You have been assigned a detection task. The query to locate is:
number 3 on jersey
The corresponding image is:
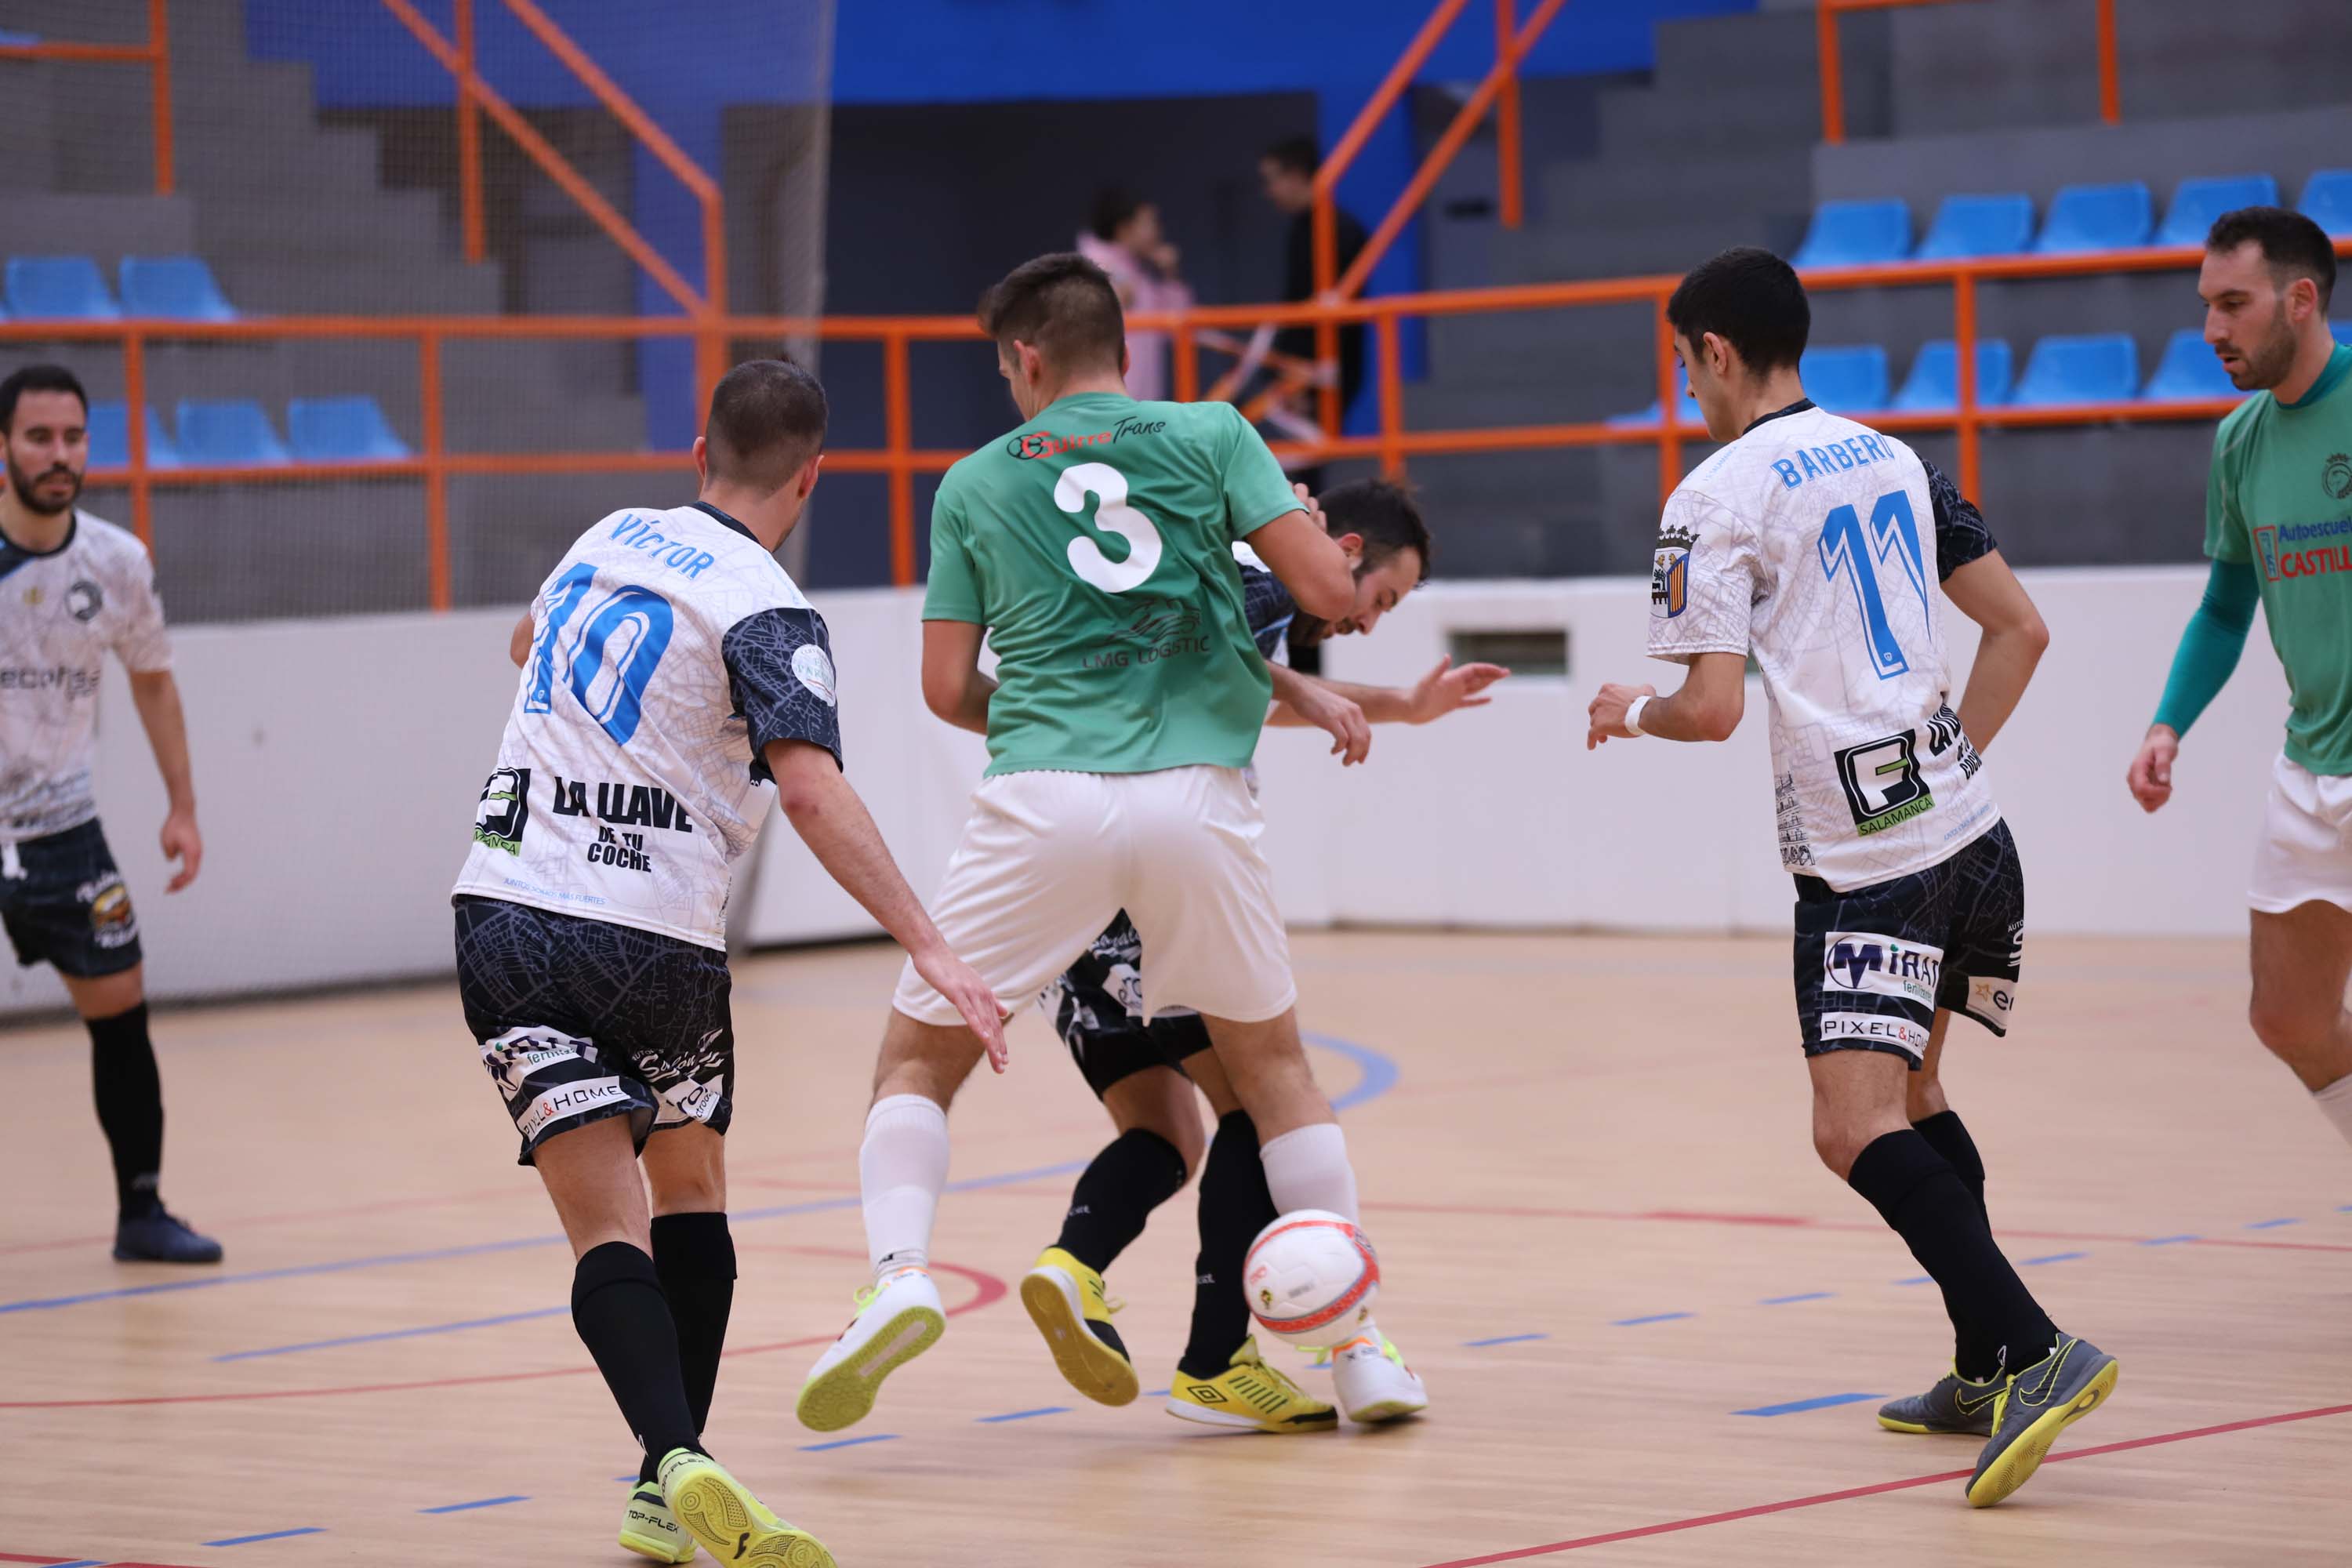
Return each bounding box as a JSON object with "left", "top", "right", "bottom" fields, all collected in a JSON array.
[
  {"left": 1817, "top": 489, "right": 1929, "bottom": 680},
  {"left": 1057, "top": 461, "right": 1163, "bottom": 593},
  {"left": 525, "top": 562, "right": 674, "bottom": 746}
]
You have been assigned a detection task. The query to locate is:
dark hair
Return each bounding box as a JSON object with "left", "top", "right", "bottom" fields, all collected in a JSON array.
[
  {"left": 704, "top": 358, "right": 827, "bottom": 495},
  {"left": 2207, "top": 205, "right": 2336, "bottom": 310},
  {"left": 1261, "top": 135, "right": 1321, "bottom": 179},
  {"left": 1665, "top": 245, "right": 1811, "bottom": 376},
  {"left": 1321, "top": 477, "right": 1432, "bottom": 579},
  {"left": 0, "top": 363, "right": 89, "bottom": 434},
  {"left": 977, "top": 252, "right": 1126, "bottom": 372},
  {"left": 1090, "top": 188, "right": 1144, "bottom": 243}
]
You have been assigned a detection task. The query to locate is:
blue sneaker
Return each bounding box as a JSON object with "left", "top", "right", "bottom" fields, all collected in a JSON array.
[{"left": 113, "top": 1207, "right": 223, "bottom": 1264}]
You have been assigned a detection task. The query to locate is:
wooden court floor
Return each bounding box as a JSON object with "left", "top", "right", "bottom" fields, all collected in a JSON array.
[{"left": 3, "top": 931, "right": 2348, "bottom": 1567}]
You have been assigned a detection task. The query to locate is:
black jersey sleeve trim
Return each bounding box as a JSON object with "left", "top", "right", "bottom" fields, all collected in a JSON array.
[
  {"left": 1922, "top": 459, "right": 1997, "bottom": 581},
  {"left": 723, "top": 606, "right": 843, "bottom": 782}
]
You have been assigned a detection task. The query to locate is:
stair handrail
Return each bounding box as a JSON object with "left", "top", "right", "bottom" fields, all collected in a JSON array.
[{"left": 0, "top": 0, "right": 174, "bottom": 196}]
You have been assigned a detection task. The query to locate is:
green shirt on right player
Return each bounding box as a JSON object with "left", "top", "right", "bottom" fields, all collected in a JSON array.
[
  {"left": 923, "top": 390, "right": 1305, "bottom": 778},
  {"left": 2194, "top": 343, "right": 2352, "bottom": 774}
]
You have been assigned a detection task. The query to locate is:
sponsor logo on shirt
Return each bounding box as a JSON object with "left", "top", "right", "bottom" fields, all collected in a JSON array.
[
  {"left": 65, "top": 579, "right": 102, "bottom": 622},
  {"left": 474, "top": 767, "right": 530, "bottom": 855},
  {"left": 552, "top": 775, "right": 695, "bottom": 834},
  {"left": 1965, "top": 974, "right": 2017, "bottom": 1025},
  {"left": 1651, "top": 524, "right": 1693, "bottom": 619},
  {"left": 1007, "top": 416, "right": 1170, "bottom": 461},
  {"left": 1833, "top": 732, "right": 1935, "bottom": 835},
  {"left": 1085, "top": 601, "right": 1209, "bottom": 670},
  {"left": 792, "top": 644, "right": 837, "bottom": 706},
  {"left": 1824, "top": 931, "right": 1943, "bottom": 1007},
  {"left": 1773, "top": 771, "right": 1815, "bottom": 870},
  {"left": 2252, "top": 518, "right": 2352, "bottom": 583},
  {"left": 586, "top": 824, "right": 657, "bottom": 873},
  {"left": 1924, "top": 704, "right": 1983, "bottom": 779},
  {"left": 0, "top": 665, "right": 100, "bottom": 697},
  {"left": 2326, "top": 452, "right": 2352, "bottom": 503}
]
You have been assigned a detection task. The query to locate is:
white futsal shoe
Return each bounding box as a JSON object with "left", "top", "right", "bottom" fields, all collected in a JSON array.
[
  {"left": 794, "top": 1265, "right": 946, "bottom": 1432},
  {"left": 1329, "top": 1331, "right": 1428, "bottom": 1425}
]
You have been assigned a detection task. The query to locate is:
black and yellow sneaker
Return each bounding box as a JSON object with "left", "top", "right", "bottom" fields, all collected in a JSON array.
[
  {"left": 1165, "top": 1338, "right": 1339, "bottom": 1433},
  {"left": 1021, "top": 1245, "right": 1138, "bottom": 1406},
  {"left": 1878, "top": 1367, "right": 2000, "bottom": 1436},
  {"left": 619, "top": 1479, "right": 696, "bottom": 1563},
  {"left": 1965, "top": 1335, "right": 2119, "bottom": 1508}
]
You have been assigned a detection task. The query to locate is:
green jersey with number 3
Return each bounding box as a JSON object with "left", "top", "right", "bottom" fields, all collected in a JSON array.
[{"left": 924, "top": 390, "right": 1305, "bottom": 776}]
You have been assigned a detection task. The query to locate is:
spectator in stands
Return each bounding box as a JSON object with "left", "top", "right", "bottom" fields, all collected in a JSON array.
[
  {"left": 1078, "top": 189, "right": 1193, "bottom": 402},
  {"left": 1260, "top": 135, "right": 1368, "bottom": 423}
]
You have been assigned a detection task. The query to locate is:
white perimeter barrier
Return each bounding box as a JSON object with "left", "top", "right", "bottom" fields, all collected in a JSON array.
[{"left": 0, "top": 566, "right": 2282, "bottom": 1015}]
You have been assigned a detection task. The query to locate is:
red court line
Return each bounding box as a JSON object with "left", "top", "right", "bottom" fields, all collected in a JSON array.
[
  {"left": 1417, "top": 1401, "right": 2352, "bottom": 1566},
  {"left": 0, "top": 1250, "right": 1003, "bottom": 1411}
]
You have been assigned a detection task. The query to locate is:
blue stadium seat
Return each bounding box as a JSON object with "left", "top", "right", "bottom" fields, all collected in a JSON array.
[
  {"left": 0, "top": 29, "right": 39, "bottom": 46},
  {"left": 1799, "top": 345, "right": 1889, "bottom": 412},
  {"left": 174, "top": 399, "right": 290, "bottom": 466},
  {"left": 5, "top": 256, "right": 121, "bottom": 320},
  {"left": 2157, "top": 174, "right": 2281, "bottom": 248},
  {"left": 2334, "top": 320, "right": 2351, "bottom": 347},
  {"left": 2143, "top": 328, "right": 2244, "bottom": 401},
  {"left": 287, "top": 396, "right": 412, "bottom": 461},
  {"left": 119, "top": 256, "right": 238, "bottom": 321},
  {"left": 2031, "top": 183, "right": 2153, "bottom": 254},
  {"left": 1608, "top": 387, "right": 1707, "bottom": 427},
  {"left": 85, "top": 402, "right": 183, "bottom": 470},
  {"left": 2013, "top": 333, "right": 2140, "bottom": 406},
  {"left": 1791, "top": 200, "right": 1912, "bottom": 269},
  {"left": 2301, "top": 171, "right": 2352, "bottom": 238},
  {"left": 1890, "top": 339, "right": 2015, "bottom": 412},
  {"left": 1914, "top": 194, "right": 2036, "bottom": 261}
]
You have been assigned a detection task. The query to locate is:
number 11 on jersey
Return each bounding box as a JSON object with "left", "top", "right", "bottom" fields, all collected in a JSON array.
[{"left": 1817, "top": 489, "right": 1929, "bottom": 681}]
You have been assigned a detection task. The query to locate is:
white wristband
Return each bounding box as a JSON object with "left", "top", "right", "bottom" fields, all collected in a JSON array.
[{"left": 1624, "top": 695, "right": 1651, "bottom": 737}]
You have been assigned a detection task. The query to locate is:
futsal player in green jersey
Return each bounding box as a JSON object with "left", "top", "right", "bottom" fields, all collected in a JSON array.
[
  {"left": 2129, "top": 207, "right": 2352, "bottom": 1153},
  {"left": 797, "top": 253, "right": 1431, "bottom": 1432}
]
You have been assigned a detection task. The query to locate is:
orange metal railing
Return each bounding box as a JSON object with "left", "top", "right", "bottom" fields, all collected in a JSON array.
[
  {"left": 376, "top": 0, "right": 731, "bottom": 413},
  {"left": 21, "top": 234, "right": 2347, "bottom": 612},
  {"left": 1819, "top": 0, "right": 2121, "bottom": 145},
  {"left": 0, "top": 0, "right": 175, "bottom": 196}
]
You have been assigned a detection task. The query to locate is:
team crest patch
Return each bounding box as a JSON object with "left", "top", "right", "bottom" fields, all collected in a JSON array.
[
  {"left": 791, "top": 644, "right": 837, "bottom": 706},
  {"left": 81, "top": 874, "right": 137, "bottom": 948},
  {"left": 2326, "top": 452, "right": 2352, "bottom": 503},
  {"left": 1650, "top": 524, "right": 1693, "bottom": 619}
]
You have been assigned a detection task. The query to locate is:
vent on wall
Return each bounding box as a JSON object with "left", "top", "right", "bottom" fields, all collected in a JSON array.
[{"left": 1447, "top": 628, "right": 1568, "bottom": 677}]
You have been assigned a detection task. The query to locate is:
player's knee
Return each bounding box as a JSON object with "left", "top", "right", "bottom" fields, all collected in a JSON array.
[
  {"left": 1809, "top": 1115, "right": 1867, "bottom": 1180},
  {"left": 2247, "top": 991, "right": 2322, "bottom": 1058}
]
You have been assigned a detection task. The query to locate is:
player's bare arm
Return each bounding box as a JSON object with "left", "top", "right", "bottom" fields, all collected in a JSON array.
[
  {"left": 918, "top": 619, "right": 996, "bottom": 737},
  {"left": 1587, "top": 652, "right": 1744, "bottom": 750},
  {"left": 1941, "top": 550, "right": 2049, "bottom": 752},
  {"left": 509, "top": 608, "right": 533, "bottom": 668},
  {"left": 765, "top": 737, "right": 1010, "bottom": 1070},
  {"left": 2127, "top": 725, "right": 2182, "bottom": 813},
  {"left": 1247, "top": 509, "right": 1356, "bottom": 622},
  {"left": 1266, "top": 659, "right": 1370, "bottom": 764},
  {"left": 126, "top": 669, "right": 201, "bottom": 892}
]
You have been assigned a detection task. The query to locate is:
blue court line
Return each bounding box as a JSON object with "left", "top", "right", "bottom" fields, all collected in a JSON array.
[
  {"left": 975, "top": 1406, "right": 1070, "bottom": 1423},
  {"left": 1759, "top": 1291, "right": 1833, "bottom": 1306},
  {"left": 420, "top": 1495, "right": 528, "bottom": 1514},
  {"left": 202, "top": 1526, "right": 326, "bottom": 1546},
  {"left": 1733, "top": 1392, "right": 1884, "bottom": 1418},
  {"left": 216, "top": 1305, "right": 569, "bottom": 1362},
  {"left": 2339, "top": 1204, "right": 2352, "bottom": 1213},
  {"left": 2245, "top": 1218, "right": 2302, "bottom": 1229},
  {"left": 1461, "top": 1333, "right": 1548, "bottom": 1348},
  {"left": 1894, "top": 1275, "right": 1934, "bottom": 1286},
  {"left": 800, "top": 1433, "right": 898, "bottom": 1452},
  {"left": 5, "top": 1032, "right": 1399, "bottom": 1319},
  {"left": 2020, "top": 1251, "right": 2089, "bottom": 1266},
  {"left": 2140, "top": 1235, "right": 2200, "bottom": 1246},
  {"left": 1612, "top": 1312, "right": 1693, "bottom": 1327},
  {"left": 44, "top": 1559, "right": 104, "bottom": 1566},
  {"left": 1145, "top": 1388, "right": 1172, "bottom": 1398}
]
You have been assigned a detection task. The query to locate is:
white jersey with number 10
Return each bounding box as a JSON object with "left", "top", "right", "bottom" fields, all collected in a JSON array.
[{"left": 1646, "top": 402, "right": 1999, "bottom": 892}]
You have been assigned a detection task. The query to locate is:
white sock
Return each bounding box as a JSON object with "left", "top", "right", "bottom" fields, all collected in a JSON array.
[
  {"left": 2315, "top": 1073, "right": 2352, "bottom": 1149},
  {"left": 1259, "top": 1121, "right": 1358, "bottom": 1223},
  {"left": 860, "top": 1093, "right": 949, "bottom": 1280}
]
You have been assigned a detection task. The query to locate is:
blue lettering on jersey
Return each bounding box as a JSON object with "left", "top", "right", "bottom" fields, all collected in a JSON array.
[
  {"left": 608, "top": 514, "right": 717, "bottom": 579},
  {"left": 1773, "top": 436, "right": 1897, "bottom": 489}
]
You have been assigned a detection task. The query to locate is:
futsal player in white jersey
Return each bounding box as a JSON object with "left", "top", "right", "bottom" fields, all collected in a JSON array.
[
  {"left": 0, "top": 365, "right": 217, "bottom": 1264},
  {"left": 449, "top": 360, "right": 1002, "bottom": 1567},
  {"left": 1585, "top": 250, "right": 2115, "bottom": 1508}
]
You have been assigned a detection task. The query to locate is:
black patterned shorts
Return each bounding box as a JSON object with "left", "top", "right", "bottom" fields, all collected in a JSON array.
[
  {"left": 1044, "top": 910, "right": 1213, "bottom": 1101},
  {"left": 1, "top": 818, "right": 142, "bottom": 978},
  {"left": 1791, "top": 819, "right": 2024, "bottom": 1068},
  {"left": 454, "top": 895, "right": 735, "bottom": 1166}
]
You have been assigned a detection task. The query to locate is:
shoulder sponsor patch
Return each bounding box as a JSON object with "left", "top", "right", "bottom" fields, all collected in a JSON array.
[
  {"left": 1963, "top": 974, "right": 2017, "bottom": 1030},
  {"left": 1823, "top": 931, "right": 1944, "bottom": 1007},
  {"left": 1818, "top": 1011, "right": 1930, "bottom": 1058},
  {"left": 791, "top": 643, "right": 837, "bottom": 706}
]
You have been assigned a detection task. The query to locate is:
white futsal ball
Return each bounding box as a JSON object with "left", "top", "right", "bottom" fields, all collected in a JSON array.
[{"left": 1242, "top": 1209, "right": 1380, "bottom": 1347}]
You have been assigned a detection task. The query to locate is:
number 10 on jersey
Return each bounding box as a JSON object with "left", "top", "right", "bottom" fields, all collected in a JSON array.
[{"left": 1817, "top": 489, "right": 1929, "bottom": 680}]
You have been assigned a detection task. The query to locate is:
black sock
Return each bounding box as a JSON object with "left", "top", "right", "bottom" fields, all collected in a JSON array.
[
  {"left": 572, "top": 1241, "right": 700, "bottom": 1468},
  {"left": 636, "top": 1213, "right": 736, "bottom": 1485},
  {"left": 1056, "top": 1127, "right": 1189, "bottom": 1274},
  {"left": 89, "top": 1004, "right": 164, "bottom": 1221},
  {"left": 1848, "top": 1130, "right": 2057, "bottom": 1381},
  {"left": 1178, "top": 1112, "right": 1278, "bottom": 1381},
  {"left": 1911, "top": 1111, "right": 2000, "bottom": 1377}
]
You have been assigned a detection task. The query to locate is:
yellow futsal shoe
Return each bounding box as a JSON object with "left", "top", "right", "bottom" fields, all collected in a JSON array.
[
  {"left": 619, "top": 1479, "right": 696, "bottom": 1563},
  {"left": 1020, "top": 1245, "right": 1139, "bottom": 1406},
  {"left": 655, "top": 1449, "right": 836, "bottom": 1568},
  {"left": 1165, "top": 1337, "right": 1339, "bottom": 1433}
]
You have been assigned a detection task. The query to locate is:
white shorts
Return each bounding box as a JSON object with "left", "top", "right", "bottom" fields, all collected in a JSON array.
[
  {"left": 892, "top": 765, "right": 1297, "bottom": 1029},
  {"left": 2249, "top": 753, "right": 2352, "bottom": 914}
]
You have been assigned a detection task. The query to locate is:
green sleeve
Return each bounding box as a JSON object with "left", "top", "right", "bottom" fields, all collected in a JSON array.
[
  {"left": 2205, "top": 416, "right": 2252, "bottom": 564},
  {"left": 2152, "top": 558, "right": 2259, "bottom": 737},
  {"left": 1218, "top": 405, "right": 1307, "bottom": 541},
  {"left": 921, "top": 482, "right": 984, "bottom": 623}
]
